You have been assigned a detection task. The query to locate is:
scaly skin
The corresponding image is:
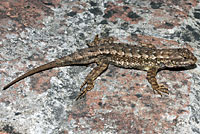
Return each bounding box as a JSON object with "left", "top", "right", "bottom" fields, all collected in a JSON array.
[{"left": 3, "top": 35, "right": 197, "bottom": 100}]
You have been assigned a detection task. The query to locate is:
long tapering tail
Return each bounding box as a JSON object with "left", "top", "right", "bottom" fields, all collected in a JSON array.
[
  {"left": 3, "top": 61, "right": 61, "bottom": 90},
  {"left": 3, "top": 46, "right": 101, "bottom": 90}
]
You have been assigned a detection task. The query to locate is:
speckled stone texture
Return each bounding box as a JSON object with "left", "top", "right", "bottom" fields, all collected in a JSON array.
[{"left": 0, "top": 0, "right": 200, "bottom": 134}]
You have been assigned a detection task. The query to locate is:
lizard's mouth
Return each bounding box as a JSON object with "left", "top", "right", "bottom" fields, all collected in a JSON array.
[
  {"left": 182, "top": 56, "right": 197, "bottom": 66},
  {"left": 176, "top": 58, "right": 197, "bottom": 67}
]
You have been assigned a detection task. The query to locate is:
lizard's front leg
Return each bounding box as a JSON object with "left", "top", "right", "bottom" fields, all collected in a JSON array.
[
  {"left": 76, "top": 60, "right": 108, "bottom": 100},
  {"left": 146, "top": 67, "right": 169, "bottom": 96}
]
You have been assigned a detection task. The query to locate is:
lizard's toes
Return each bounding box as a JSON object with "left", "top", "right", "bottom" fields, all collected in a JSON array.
[
  {"left": 80, "top": 81, "right": 87, "bottom": 91},
  {"left": 159, "top": 84, "right": 169, "bottom": 94},
  {"left": 153, "top": 84, "right": 169, "bottom": 96},
  {"left": 77, "top": 82, "right": 94, "bottom": 100}
]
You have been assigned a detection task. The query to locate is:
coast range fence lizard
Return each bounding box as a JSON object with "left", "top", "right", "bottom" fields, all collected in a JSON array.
[{"left": 3, "top": 35, "right": 197, "bottom": 100}]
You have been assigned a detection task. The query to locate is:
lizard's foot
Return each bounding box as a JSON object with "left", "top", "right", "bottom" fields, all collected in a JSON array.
[
  {"left": 103, "top": 36, "right": 114, "bottom": 44},
  {"left": 87, "top": 35, "right": 114, "bottom": 47},
  {"left": 153, "top": 84, "right": 169, "bottom": 96},
  {"left": 87, "top": 35, "right": 100, "bottom": 47},
  {"left": 76, "top": 80, "right": 94, "bottom": 100}
]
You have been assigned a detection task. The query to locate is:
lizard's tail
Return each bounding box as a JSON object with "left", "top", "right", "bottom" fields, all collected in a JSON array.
[{"left": 3, "top": 61, "right": 61, "bottom": 90}]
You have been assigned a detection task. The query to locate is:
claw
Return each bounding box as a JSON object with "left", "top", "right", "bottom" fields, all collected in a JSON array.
[{"left": 76, "top": 90, "right": 87, "bottom": 100}]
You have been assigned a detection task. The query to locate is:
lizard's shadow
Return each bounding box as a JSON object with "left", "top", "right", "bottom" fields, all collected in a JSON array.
[{"left": 160, "top": 64, "right": 197, "bottom": 72}]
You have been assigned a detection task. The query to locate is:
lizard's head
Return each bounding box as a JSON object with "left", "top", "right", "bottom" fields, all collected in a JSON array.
[{"left": 157, "top": 48, "right": 197, "bottom": 68}]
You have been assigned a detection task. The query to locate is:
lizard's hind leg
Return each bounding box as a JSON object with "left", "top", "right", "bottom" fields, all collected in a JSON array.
[
  {"left": 87, "top": 35, "right": 114, "bottom": 47},
  {"left": 76, "top": 61, "right": 108, "bottom": 100}
]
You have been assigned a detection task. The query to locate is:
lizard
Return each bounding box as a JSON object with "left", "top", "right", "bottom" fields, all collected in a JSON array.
[{"left": 2, "top": 35, "right": 197, "bottom": 100}]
